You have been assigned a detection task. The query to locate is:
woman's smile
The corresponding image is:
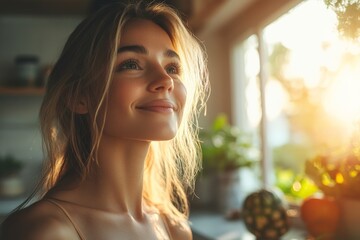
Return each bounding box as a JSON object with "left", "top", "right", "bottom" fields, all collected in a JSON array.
[{"left": 136, "top": 99, "right": 177, "bottom": 113}]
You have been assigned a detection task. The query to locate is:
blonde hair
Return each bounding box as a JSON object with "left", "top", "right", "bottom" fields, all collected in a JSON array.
[{"left": 36, "top": 1, "right": 208, "bottom": 221}]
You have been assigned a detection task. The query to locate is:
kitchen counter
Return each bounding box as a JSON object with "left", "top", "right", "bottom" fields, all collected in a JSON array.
[{"left": 190, "top": 210, "right": 308, "bottom": 240}]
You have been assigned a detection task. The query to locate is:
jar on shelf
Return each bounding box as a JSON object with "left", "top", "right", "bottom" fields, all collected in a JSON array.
[{"left": 14, "top": 55, "right": 40, "bottom": 87}]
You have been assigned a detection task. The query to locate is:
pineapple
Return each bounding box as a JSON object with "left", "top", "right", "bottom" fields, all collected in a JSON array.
[{"left": 242, "top": 189, "right": 289, "bottom": 239}]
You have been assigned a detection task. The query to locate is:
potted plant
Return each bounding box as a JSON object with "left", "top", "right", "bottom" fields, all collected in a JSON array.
[
  {"left": 196, "top": 114, "right": 259, "bottom": 212},
  {"left": 200, "top": 115, "right": 256, "bottom": 173},
  {"left": 0, "top": 154, "right": 24, "bottom": 197},
  {"left": 305, "top": 140, "right": 360, "bottom": 239}
]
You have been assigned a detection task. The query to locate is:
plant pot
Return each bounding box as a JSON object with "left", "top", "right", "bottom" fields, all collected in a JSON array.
[
  {"left": 215, "top": 168, "right": 261, "bottom": 213},
  {"left": 192, "top": 174, "right": 214, "bottom": 208},
  {"left": 0, "top": 175, "right": 24, "bottom": 197},
  {"left": 338, "top": 197, "right": 360, "bottom": 239},
  {"left": 215, "top": 169, "right": 242, "bottom": 213}
]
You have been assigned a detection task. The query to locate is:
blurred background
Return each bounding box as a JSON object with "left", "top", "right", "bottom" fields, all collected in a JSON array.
[{"left": 1, "top": 0, "right": 360, "bottom": 239}]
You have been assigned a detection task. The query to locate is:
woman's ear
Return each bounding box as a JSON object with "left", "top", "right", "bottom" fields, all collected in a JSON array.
[{"left": 73, "top": 99, "right": 88, "bottom": 114}]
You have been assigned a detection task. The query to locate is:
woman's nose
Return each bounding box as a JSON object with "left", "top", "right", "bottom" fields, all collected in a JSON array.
[{"left": 148, "top": 67, "right": 174, "bottom": 92}]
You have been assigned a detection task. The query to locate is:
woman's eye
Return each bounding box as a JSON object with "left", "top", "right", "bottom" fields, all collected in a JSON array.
[
  {"left": 166, "top": 63, "right": 181, "bottom": 75},
  {"left": 117, "top": 59, "right": 141, "bottom": 71}
]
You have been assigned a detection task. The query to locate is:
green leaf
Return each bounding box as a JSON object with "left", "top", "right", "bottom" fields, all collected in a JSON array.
[{"left": 212, "top": 114, "right": 228, "bottom": 131}]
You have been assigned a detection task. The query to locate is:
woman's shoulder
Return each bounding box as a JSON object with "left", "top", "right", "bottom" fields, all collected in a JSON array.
[
  {"left": 1, "top": 199, "right": 78, "bottom": 240},
  {"left": 162, "top": 214, "right": 193, "bottom": 240}
]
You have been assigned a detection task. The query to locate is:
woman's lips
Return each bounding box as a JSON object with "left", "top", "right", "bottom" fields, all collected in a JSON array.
[{"left": 136, "top": 100, "right": 176, "bottom": 113}]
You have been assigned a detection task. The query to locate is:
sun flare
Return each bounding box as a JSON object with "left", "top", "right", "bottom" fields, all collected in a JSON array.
[{"left": 323, "top": 67, "right": 360, "bottom": 126}]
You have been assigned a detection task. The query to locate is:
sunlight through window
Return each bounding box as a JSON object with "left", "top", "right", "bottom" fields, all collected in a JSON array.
[{"left": 233, "top": 0, "right": 360, "bottom": 202}]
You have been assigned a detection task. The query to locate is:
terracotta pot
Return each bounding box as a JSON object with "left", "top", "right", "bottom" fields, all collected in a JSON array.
[{"left": 339, "top": 197, "right": 360, "bottom": 239}]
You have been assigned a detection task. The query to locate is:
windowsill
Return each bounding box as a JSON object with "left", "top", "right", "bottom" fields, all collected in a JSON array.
[{"left": 190, "top": 210, "right": 308, "bottom": 240}]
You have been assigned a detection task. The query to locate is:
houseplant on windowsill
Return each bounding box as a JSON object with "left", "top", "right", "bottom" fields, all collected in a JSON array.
[
  {"left": 305, "top": 137, "right": 360, "bottom": 239},
  {"left": 196, "top": 114, "right": 259, "bottom": 213},
  {"left": 0, "top": 154, "right": 24, "bottom": 198}
]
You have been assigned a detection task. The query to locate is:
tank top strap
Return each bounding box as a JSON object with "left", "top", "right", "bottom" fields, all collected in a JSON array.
[
  {"left": 44, "top": 198, "right": 86, "bottom": 240},
  {"left": 160, "top": 213, "right": 172, "bottom": 240}
]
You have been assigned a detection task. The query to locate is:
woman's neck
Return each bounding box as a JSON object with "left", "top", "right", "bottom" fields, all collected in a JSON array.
[{"left": 55, "top": 137, "right": 151, "bottom": 221}]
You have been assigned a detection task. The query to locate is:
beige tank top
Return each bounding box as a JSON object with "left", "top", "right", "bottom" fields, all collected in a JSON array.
[
  {"left": 44, "top": 198, "right": 86, "bottom": 240},
  {"left": 44, "top": 198, "right": 172, "bottom": 240}
]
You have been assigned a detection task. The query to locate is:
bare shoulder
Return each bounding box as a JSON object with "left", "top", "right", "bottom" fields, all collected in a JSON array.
[
  {"left": 163, "top": 215, "right": 192, "bottom": 240},
  {"left": 1, "top": 200, "right": 77, "bottom": 240}
]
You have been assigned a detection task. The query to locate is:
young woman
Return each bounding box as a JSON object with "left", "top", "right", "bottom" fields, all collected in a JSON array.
[{"left": 1, "top": 1, "right": 209, "bottom": 239}]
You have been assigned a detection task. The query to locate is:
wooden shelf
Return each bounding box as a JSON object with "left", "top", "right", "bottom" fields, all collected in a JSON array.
[{"left": 0, "top": 87, "right": 45, "bottom": 96}]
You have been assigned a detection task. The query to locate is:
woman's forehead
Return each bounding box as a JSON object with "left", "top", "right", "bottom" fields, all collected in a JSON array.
[{"left": 119, "top": 19, "right": 175, "bottom": 50}]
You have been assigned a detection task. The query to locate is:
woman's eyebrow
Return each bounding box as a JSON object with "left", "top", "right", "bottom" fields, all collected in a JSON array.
[
  {"left": 164, "top": 49, "right": 180, "bottom": 60},
  {"left": 117, "top": 45, "right": 180, "bottom": 60}
]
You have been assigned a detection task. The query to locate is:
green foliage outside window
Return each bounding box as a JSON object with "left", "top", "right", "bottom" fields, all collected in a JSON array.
[{"left": 324, "top": 0, "right": 360, "bottom": 39}]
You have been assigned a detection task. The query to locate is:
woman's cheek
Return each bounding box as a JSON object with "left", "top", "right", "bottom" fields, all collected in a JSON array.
[{"left": 176, "top": 81, "right": 187, "bottom": 110}]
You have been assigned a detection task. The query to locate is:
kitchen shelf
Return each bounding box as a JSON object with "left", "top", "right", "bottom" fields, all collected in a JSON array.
[{"left": 0, "top": 87, "right": 45, "bottom": 96}]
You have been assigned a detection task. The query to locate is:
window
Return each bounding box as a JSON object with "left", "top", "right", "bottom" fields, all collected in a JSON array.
[{"left": 231, "top": 0, "right": 360, "bottom": 202}]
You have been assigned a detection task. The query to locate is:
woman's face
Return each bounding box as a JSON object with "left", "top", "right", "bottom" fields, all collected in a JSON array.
[{"left": 101, "top": 19, "right": 187, "bottom": 142}]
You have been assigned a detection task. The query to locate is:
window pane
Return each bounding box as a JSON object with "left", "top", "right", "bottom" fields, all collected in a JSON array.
[
  {"left": 232, "top": 34, "right": 261, "bottom": 146},
  {"left": 233, "top": 0, "right": 360, "bottom": 202},
  {"left": 264, "top": 0, "right": 360, "bottom": 201}
]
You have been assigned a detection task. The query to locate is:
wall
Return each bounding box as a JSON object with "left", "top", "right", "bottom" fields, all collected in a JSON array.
[
  {"left": 0, "top": 15, "right": 83, "bottom": 202},
  {"left": 198, "top": 31, "right": 232, "bottom": 128}
]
